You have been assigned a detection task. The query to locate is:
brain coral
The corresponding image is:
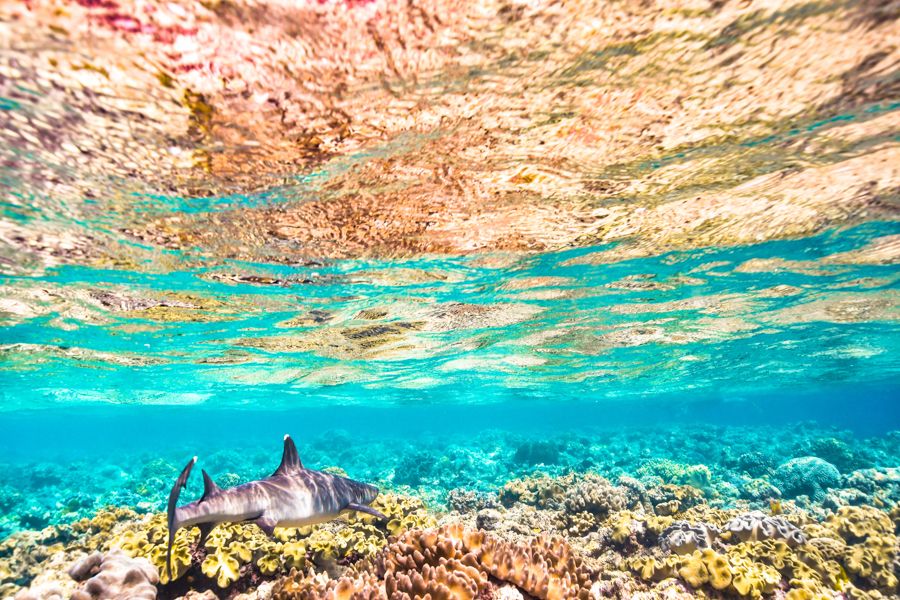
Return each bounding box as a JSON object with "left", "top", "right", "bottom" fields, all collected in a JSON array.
[
  {"left": 69, "top": 550, "right": 158, "bottom": 600},
  {"left": 773, "top": 457, "right": 840, "bottom": 501}
]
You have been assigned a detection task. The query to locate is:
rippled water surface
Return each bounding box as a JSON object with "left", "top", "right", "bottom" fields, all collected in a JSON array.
[{"left": 0, "top": 0, "right": 899, "bottom": 598}]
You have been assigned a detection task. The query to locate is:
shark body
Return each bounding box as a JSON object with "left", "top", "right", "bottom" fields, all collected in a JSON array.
[{"left": 166, "top": 435, "right": 386, "bottom": 578}]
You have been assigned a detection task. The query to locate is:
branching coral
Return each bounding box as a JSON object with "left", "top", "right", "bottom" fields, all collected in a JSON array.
[{"left": 272, "top": 524, "right": 594, "bottom": 600}]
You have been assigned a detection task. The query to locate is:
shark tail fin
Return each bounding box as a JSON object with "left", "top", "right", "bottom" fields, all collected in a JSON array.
[
  {"left": 273, "top": 434, "right": 303, "bottom": 476},
  {"left": 166, "top": 456, "right": 196, "bottom": 581}
]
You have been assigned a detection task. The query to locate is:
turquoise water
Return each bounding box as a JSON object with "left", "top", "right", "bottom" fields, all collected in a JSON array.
[
  {"left": 1, "top": 219, "right": 898, "bottom": 538},
  {"left": 2, "top": 221, "right": 897, "bottom": 409}
]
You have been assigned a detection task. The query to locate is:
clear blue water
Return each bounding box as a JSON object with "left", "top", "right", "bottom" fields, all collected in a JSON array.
[
  {"left": 1, "top": 218, "right": 898, "bottom": 538},
  {"left": 2, "top": 221, "right": 897, "bottom": 409}
]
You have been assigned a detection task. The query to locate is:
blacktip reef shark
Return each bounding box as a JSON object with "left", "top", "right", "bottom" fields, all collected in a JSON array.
[{"left": 166, "top": 434, "right": 387, "bottom": 578}]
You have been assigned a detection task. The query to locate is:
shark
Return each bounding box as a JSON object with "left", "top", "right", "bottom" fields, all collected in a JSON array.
[{"left": 165, "top": 434, "right": 387, "bottom": 579}]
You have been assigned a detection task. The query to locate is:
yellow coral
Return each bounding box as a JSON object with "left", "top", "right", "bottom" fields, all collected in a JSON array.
[
  {"left": 364, "top": 494, "right": 436, "bottom": 534},
  {"left": 627, "top": 556, "right": 678, "bottom": 582},
  {"left": 110, "top": 513, "right": 195, "bottom": 584},
  {"left": 256, "top": 542, "right": 282, "bottom": 575},
  {"left": 677, "top": 554, "right": 709, "bottom": 588},
  {"left": 608, "top": 511, "right": 636, "bottom": 545},
  {"left": 202, "top": 541, "right": 251, "bottom": 588},
  {"left": 281, "top": 541, "right": 307, "bottom": 570},
  {"left": 701, "top": 549, "right": 732, "bottom": 590},
  {"left": 729, "top": 555, "right": 781, "bottom": 598}
]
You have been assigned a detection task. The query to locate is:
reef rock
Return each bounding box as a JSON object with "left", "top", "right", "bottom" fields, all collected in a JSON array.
[
  {"left": 723, "top": 511, "right": 807, "bottom": 546},
  {"left": 773, "top": 456, "right": 840, "bottom": 501},
  {"left": 446, "top": 488, "right": 499, "bottom": 514},
  {"left": 69, "top": 550, "right": 157, "bottom": 600},
  {"left": 475, "top": 508, "right": 503, "bottom": 531}
]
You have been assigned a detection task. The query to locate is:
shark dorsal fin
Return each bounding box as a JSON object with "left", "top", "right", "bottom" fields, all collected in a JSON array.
[
  {"left": 201, "top": 469, "right": 222, "bottom": 501},
  {"left": 274, "top": 434, "right": 303, "bottom": 476}
]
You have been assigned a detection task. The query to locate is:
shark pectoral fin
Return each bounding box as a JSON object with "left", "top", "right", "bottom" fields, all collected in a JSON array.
[
  {"left": 252, "top": 515, "right": 277, "bottom": 537},
  {"left": 347, "top": 503, "right": 388, "bottom": 520},
  {"left": 197, "top": 522, "right": 216, "bottom": 546}
]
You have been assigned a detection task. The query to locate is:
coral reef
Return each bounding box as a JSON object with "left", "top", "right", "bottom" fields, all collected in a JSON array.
[
  {"left": 2, "top": 425, "right": 900, "bottom": 599},
  {"left": 272, "top": 524, "right": 594, "bottom": 600},
  {"left": 659, "top": 522, "right": 718, "bottom": 555},
  {"left": 773, "top": 457, "right": 841, "bottom": 501},
  {"left": 2, "top": 413, "right": 899, "bottom": 542},
  {"left": 4, "top": 476, "right": 900, "bottom": 600},
  {"left": 68, "top": 550, "right": 158, "bottom": 600},
  {"left": 722, "top": 512, "right": 807, "bottom": 547}
]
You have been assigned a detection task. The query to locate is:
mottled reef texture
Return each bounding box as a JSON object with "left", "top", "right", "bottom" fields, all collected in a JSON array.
[
  {"left": 3, "top": 427, "right": 900, "bottom": 598},
  {"left": 4, "top": 475, "right": 900, "bottom": 599},
  {"left": 1, "top": 0, "right": 898, "bottom": 267}
]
